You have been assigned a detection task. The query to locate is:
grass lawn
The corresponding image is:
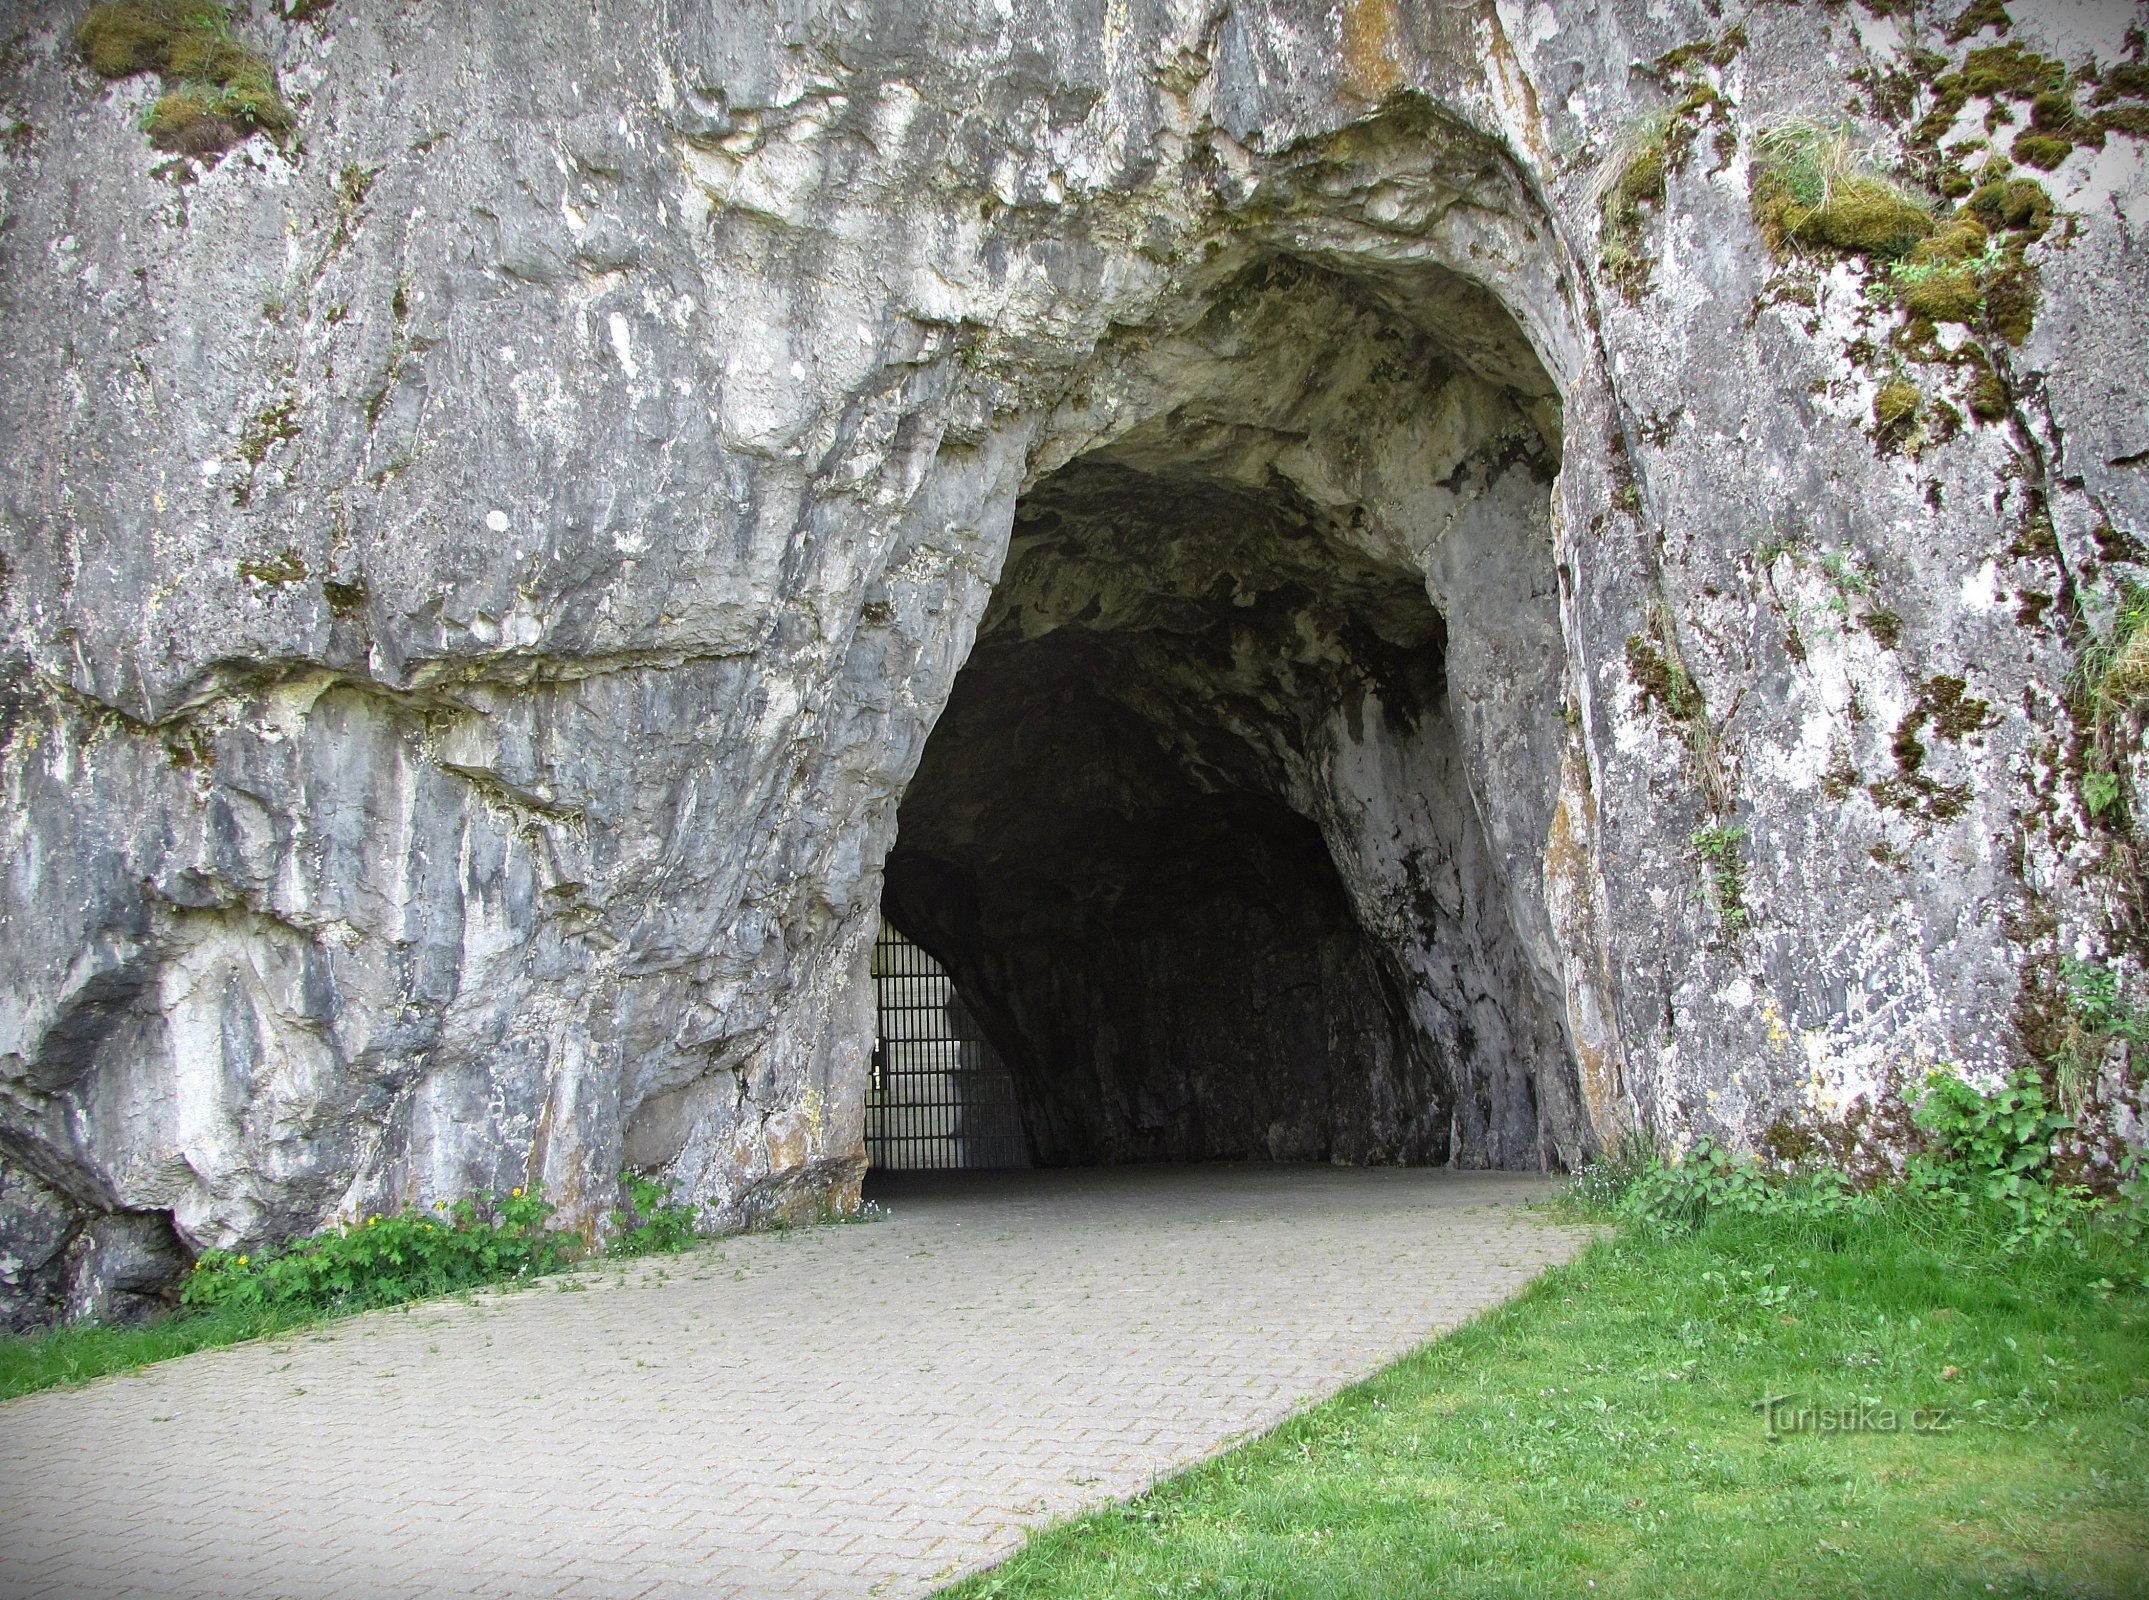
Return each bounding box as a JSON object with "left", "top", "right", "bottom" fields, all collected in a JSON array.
[{"left": 947, "top": 1201, "right": 2149, "bottom": 1599}]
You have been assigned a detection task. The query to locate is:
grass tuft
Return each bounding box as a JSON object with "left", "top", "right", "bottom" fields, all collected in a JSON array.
[{"left": 1751, "top": 124, "right": 1935, "bottom": 259}]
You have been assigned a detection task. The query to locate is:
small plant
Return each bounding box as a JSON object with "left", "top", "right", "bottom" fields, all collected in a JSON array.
[
  {"left": 1593, "top": 1138, "right": 1872, "bottom": 1236},
  {"left": 1883, "top": 226, "right": 2006, "bottom": 324},
  {"left": 2050, "top": 956, "right": 2147, "bottom": 1113},
  {"left": 2077, "top": 578, "right": 2149, "bottom": 712},
  {"left": 1907, "top": 1067, "right": 2090, "bottom": 1249},
  {"left": 2071, "top": 577, "right": 2148, "bottom": 825},
  {"left": 74, "top": 1, "right": 293, "bottom": 157},
  {"left": 1690, "top": 823, "right": 1749, "bottom": 933},
  {"left": 1625, "top": 632, "right": 1704, "bottom": 722},
  {"left": 1598, "top": 123, "right": 1669, "bottom": 299},
  {"left": 608, "top": 1171, "right": 702, "bottom": 1258}
]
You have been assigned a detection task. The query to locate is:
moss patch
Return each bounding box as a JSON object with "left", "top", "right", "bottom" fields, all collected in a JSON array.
[
  {"left": 1964, "top": 350, "right": 2009, "bottom": 420},
  {"left": 1873, "top": 377, "right": 1923, "bottom": 436},
  {"left": 2102, "top": 103, "right": 2149, "bottom": 138},
  {"left": 73, "top": 2, "right": 292, "bottom": 156},
  {"left": 1944, "top": 0, "right": 2012, "bottom": 43},
  {"left": 1750, "top": 126, "right": 1934, "bottom": 259},
  {"left": 2011, "top": 129, "right": 2074, "bottom": 169},
  {"left": 237, "top": 547, "right": 307, "bottom": 588},
  {"left": 1599, "top": 34, "right": 1741, "bottom": 301}
]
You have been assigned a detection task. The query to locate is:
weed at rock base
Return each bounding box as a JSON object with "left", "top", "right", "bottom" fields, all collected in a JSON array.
[
  {"left": 609, "top": 1171, "right": 701, "bottom": 1258},
  {"left": 181, "top": 1187, "right": 579, "bottom": 1317}
]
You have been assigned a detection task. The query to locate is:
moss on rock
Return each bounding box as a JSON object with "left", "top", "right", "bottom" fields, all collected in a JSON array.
[
  {"left": 1901, "top": 265, "right": 1984, "bottom": 323},
  {"left": 2010, "top": 130, "right": 2073, "bottom": 169},
  {"left": 72, "top": 1, "right": 292, "bottom": 155},
  {"left": 1750, "top": 127, "right": 1935, "bottom": 259},
  {"left": 1964, "top": 354, "right": 2010, "bottom": 420},
  {"left": 1874, "top": 378, "right": 1923, "bottom": 435},
  {"left": 2099, "top": 103, "right": 2149, "bottom": 138}
]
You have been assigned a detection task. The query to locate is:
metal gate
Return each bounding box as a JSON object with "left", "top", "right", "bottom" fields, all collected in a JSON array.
[{"left": 867, "top": 921, "right": 1030, "bottom": 1170}]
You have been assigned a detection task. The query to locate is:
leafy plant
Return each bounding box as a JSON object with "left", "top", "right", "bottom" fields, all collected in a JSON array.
[
  {"left": 1583, "top": 1061, "right": 2142, "bottom": 1259},
  {"left": 181, "top": 1188, "right": 578, "bottom": 1316},
  {"left": 1903, "top": 1068, "right": 2112, "bottom": 1252},
  {"left": 1606, "top": 1138, "right": 1871, "bottom": 1236},
  {"left": 609, "top": 1171, "right": 702, "bottom": 1258},
  {"left": 2050, "top": 956, "right": 2148, "bottom": 1114}
]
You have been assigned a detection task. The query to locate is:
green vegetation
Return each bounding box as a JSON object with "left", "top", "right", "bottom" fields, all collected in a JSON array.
[
  {"left": 609, "top": 1170, "right": 703, "bottom": 1258},
  {"left": 1689, "top": 824, "right": 1748, "bottom": 935},
  {"left": 1623, "top": 632, "right": 1704, "bottom": 723},
  {"left": 73, "top": 1, "right": 293, "bottom": 156},
  {"left": 181, "top": 1187, "right": 576, "bottom": 1316},
  {"left": 1751, "top": 125, "right": 1935, "bottom": 259},
  {"left": 1598, "top": 124, "right": 1670, "bottom": 301},
  {"left": 0, "top": 1173, "right": 713, "bottom": 1401},
  {"left": 1871, "top": 376, "right": 1922, "bottom": 438},
  {"left": 1596, "top": 34, "right": 1739, "bottom": 303},
  {"left": 2048, "top": 956, "right": 2148, "bottom": 1126},
  {"left": 949, "top": 1116, "right": 2149, "bottom": 1600},
  {"left": 236, "top": 546, "right": 306, "bottom": 587},
  {"left": 1753, "top": 535, "right": 1902, "bottom": 652},
  {"left": 2078, "top": 580, "right": 2149, "bottom": 716},
  {"left": 1623, "top": 618, "right": 1733, "bottom": 815},
  {"left": 0, "top": 1299, "right": 335, "bottom": 1400},
  {"left": 2072, "top": 578, "right": 2149, "bottom": 827}
]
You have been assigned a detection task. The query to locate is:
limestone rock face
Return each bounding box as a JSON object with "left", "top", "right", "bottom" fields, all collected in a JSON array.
[{"left": 1, "top": 0, "right": 2143, "bottom": 1322}]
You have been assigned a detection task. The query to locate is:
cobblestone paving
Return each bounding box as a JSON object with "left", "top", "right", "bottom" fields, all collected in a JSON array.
[{"left": 0, "top": 1166, "right": 1586, "bottom": 1600}]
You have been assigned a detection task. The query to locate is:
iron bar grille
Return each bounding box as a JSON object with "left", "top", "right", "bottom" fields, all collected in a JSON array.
[{"left": 866, "top": 921, "right": 1030, "bottom": 1170}]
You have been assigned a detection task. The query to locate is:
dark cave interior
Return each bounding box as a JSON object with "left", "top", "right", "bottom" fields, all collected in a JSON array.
[{"left": 883, "top": 459, "right": 1464, "bottom": 1166}]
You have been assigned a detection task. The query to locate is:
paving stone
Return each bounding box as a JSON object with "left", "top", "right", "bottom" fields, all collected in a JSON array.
[{"left": 0, "top": 1167, "right": 1583, "bottom": 1599}]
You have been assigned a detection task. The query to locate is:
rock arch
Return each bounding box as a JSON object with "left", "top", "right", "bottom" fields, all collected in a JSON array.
[{"left": 882, "top": 236, "right": 1599, "bottom": 1171}]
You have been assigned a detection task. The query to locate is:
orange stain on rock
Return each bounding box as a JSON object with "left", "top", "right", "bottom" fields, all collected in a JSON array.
[{"left": 1340, "top": 0, "right": 1406, "bottom": 101}]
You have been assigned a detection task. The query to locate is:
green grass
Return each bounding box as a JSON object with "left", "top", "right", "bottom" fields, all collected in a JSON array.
[
  {"left": 0, "top": 1299, "right": 338, "bottom": 1400},
  {"left": 0, "top": 1178, "right": 864, "bottom": 1403},
  {"left": 947, "top": 1200, "right": 2149, "bottom": 1599}
]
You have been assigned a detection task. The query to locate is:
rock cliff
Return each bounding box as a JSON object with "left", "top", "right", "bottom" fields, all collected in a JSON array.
[{"left": 1, "top": 0, "right": 2143, "bottom": 1325}]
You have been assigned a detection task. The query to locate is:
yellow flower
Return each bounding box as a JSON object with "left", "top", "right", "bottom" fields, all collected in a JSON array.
[
  {"left": 236, "top": 1255, "right": 248, "bottom": 1267},
  {"left": 512, "top": 1187, "right": 524, "bottom": 1198},
  {"left": 368, "top": 1215, "right": 378, "bottom": 1226}
]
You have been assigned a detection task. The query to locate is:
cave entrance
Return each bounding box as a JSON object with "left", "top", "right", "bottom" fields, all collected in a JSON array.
[{"left": 881, "top": 254, "right": 1583, "bottom": 1173}]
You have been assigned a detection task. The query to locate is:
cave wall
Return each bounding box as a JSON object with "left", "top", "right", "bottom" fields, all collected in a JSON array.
[{"left": 1, "top": 0, "right": 2143, "bottom": 1321}]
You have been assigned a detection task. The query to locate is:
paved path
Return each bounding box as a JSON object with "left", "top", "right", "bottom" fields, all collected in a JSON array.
[{"left": 0, "top": 1166, "right": 1586, "bottom": 1600}]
